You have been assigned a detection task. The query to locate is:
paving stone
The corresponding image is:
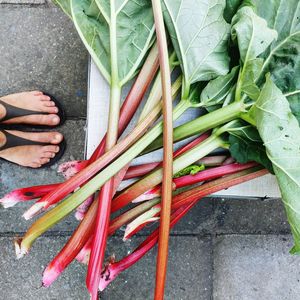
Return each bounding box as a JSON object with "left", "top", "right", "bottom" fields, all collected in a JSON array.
[
  {"left": 0, "top": 120, "right": 86, "bottom": 233},
  {"left": 214, "top": 197, "right": 290, "bottom": 235},
  {"left": 213, "top": 234, "right": 300, "bottom": 300},
  {"left": 102, "top": 236, "right": 213, "bottom": 300},
  {"left": 0, "top": 235, "right": 212, "bottom": 299},
  {"left": 0, "top": 0, "right": 45, "bottom": 4},
  {"left": 0, "top": 236, "right": 89, "bottom": 300},
  {"left": 0, "top": 5, "right": 88, "bottom": 117}
]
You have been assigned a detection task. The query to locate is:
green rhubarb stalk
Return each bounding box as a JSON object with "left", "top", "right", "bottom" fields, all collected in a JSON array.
[
  {"left": 86, "top": 1, "right": 121, "bottom": 298},
  {"left": 112, "top": 133, "right": 226, "bottom": 212}
]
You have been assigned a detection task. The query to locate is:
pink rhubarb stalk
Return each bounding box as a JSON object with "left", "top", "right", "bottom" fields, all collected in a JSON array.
[
  {"left": 22, "top": 101, "right": 165, "bottom": 220},
  {"left": 111, "top": 133, "right": 212, "bottom": 212},
  {"left": 134, "top": 161, "right": 258, "bottom": 203},
  {"left": 0, "top": 183, "right": 59, "bottom": 208},
  {"left": 22, "top": 44, "right": 159, "bottom": 220},
  {"left": 151, "top": 0, "right": 174, "bottom": 298},
  {"left": 58, "top": 44, "right": 159, "bottom": 179},
  {"left": 124, "top": 162, "right": 260, "bottom": 239},
  {"left": 42, "top": 199, "right": 98, "bottom": 287},
  {"left": 99, "top": 167, "right": 268, "bottom": 291}
]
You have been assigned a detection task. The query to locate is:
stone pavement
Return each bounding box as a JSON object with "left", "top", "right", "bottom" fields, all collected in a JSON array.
[{"left": 0, "top": 2, "right": 299, "bottom": 300}]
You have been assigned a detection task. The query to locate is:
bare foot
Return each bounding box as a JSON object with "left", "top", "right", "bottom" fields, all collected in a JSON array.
[
  {"left": 0, "top": 91, "right": 60, "bottom": 126},
  {"left": 0, "top": 131, "right": 63, "bottom": 168}
]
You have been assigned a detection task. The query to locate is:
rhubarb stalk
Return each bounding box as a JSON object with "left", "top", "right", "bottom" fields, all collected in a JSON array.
[
  {"left": 99, "top": 167, "right": 268, "bottom": 291},
  {"left": 86, "top": 2, "right": 122, "bottom": 298},
  {"left": 124, "top": 162, "right": 259, "bottom": 239},
  {"left": 0, "top": 183, "right": 59, "bottom": 208},
  {"left": 152, "top": 0, "right": 174, "bottom": 297},
  {"left": 42, "top": 199, "right": 98, "bottom": 287}
]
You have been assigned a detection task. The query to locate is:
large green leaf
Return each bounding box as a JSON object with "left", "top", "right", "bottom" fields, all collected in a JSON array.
[
  {"left": 231, "top": 6, "right": 277, "bottom": 63},
  {"left": 231, "top": 6, "right": 277, "bottom": 100},
  {"left": 53, "top": 0, "right": 72, "bottom": 18},
  {"left": 200, "top": 66, "right": 239, "bottom": 107},
  {"left": 162, "top": 0, "right": 231, "bottom": 88},
  {"left": 228, "top": 122, "right": 273, "bottom": 172},
  {"left": 223, "top": 0, "right": 242, "bottom": 22},
  {"left": 70, "top": 0, "right": 154, "bottom": 84},
  {"left": 253, "top": 77, "right": 300, "bottom": 254},
  {"left": 253, "top": 0, "right": 300, "bottom": 119}
]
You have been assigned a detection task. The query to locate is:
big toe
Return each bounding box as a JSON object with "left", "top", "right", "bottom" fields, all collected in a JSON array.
[{"left": 50, "top": 132, "right": 63, "bottom": 144}]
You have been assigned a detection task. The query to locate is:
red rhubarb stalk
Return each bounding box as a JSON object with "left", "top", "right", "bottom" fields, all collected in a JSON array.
[
  {"left": 42, "top": 199, "right": 98, "bottom": 287},
  {"left": 76, "top": 198, "right": 161, "bottom": 265},
  {"left": 21, "top": 44, "right": 159, "bottom": 220},
  {"left": 0, "top": 183, "right": 60, "bottom": 208},
  {"left": 151, "top": 0, "right": 174, "bottom": 298},
  {"left": 58, "top": 43, "right": 159, "bottom": 178},
  {"left": 134, "top": 161, "right": 258, "bottom": 203},
  {"left": 99, "top": 167, "right": 268, "bottom": 291},
  {"left": 124, "top": 162, "right": 260, "bottom": 239},
  {"left": 22, "top": 101, "right": 166, "bottom": 220},
  {"left": 111, "top": 133, "right": 216, "bottom": 212}
]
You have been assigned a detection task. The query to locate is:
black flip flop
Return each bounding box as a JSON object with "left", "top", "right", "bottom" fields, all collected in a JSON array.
[
  {"left": 0, "top": 130, "right": 66, "bottom": 168},
  {"left": 0, "top": 92, "right": 66, "bottom": 128}
]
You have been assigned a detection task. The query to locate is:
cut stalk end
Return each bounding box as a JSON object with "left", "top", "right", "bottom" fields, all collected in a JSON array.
[
  {"left": 58, "top": 160, "right": 87, "bottom": 180},
  {"left": 99, "top": 263, "right": 119, "bottom": 292},
  {"left": 124, "top": 207, "right": 160, "bottom": 241},
  {"left": 0, "top": 193, "right": 20, "bottom": 208},
  {"left": 14, "top": 239, "right": 28, "bottom": 259},
  {"left": 22, "top": 202, "right": 46, "bottom": 220},
  {"left": 76, "top": 247, "right": 91, "bottom": 265},
  {"left": 42, "top": 265, "right": 61, "bottom": 287}
]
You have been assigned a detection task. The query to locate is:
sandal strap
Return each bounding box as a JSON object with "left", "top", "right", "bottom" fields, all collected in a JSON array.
[
  {"left": 0, "top": 99, "right": 48, "bottom": 122},
  {"left": 0, "top": 130, "right": 47, "bottom": 151}
]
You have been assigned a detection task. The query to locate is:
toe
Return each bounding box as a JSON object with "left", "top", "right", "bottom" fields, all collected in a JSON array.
[
  {"left": 29, "top": 162, "right": 42, "bottom": 168},
  {"left": 42, "top": 106, "right": 59, "bottom": 114},
  {"left": 31, "top": 91, "right": 43, "bottom": 96},
  {"left": 42, "top": 152, "right": 56, "bottom": 158},
  {"left": 39, "top": 95, "right": 51, "bottom": 101},
  {"left": 42, "top": 145, "right": 60, "bottom": 153},
  {"left": 50, "top": 133, "right": 63, "bottom": 144},
  {"left": 49, "top": 114, "right": 60, "bottom": 125},
  {"left": 43, "top": 101, "right": 56, "bottom": 107},
  {"left": 35, "top": 114, "right": 60, "bottom": 126},
  {"left": 39, "top": 158, "right": 51, "bottom": 165}
]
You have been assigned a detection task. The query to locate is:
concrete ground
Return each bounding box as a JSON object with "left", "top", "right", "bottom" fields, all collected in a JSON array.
[{"left": 0, "top": 2, "right": 298, "bottom": 300}]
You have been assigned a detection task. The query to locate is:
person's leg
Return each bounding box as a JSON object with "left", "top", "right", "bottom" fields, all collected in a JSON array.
[
  {"left": 0, "top": 91, "right": 60, "bottom": 126},
  {"left": 0, "top": 130, "right": 63, "bottom": 168}
]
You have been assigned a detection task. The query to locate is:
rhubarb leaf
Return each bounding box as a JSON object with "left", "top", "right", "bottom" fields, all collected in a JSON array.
[
  {"left": 240, "top": 58, "right": 263, "bottom": 101},
  {"left": 253, "top": 77, "right": 300, "bottom": 254},
  {"left": 162, "top": 0, "right": 230, "bottom": 89},
  {"left": 70, "top": 0, "right": 155, "bottom": 84},
  {"left": 253, "top": 0, "right": 300, "bottom": 122},
  {"left": 53, "top": 0, "right": 72, "bottom": 18},
  {"left": 201, "top": 66, "right": 239, "bottom": 107},
  {"left": 231, "top": 6, "right": 277, "bottom": 101},
  {"left": 228, "top": 123, "right": 273, "bottom": 172},
  {"left": 224, "top": 0, "right": 242, "bottom": 22},
  {"left": 231, "top": 6, "right": 278, "bottom": 64}
]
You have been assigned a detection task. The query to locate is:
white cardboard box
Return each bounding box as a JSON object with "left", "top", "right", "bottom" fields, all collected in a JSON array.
[{"left": 86, "top": 60, "right": 281, "bottom": 198}]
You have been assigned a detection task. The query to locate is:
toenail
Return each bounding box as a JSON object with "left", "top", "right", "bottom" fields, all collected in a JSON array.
[
  {"left": 52, "top": 134, "right": 62, "bottom": 143},
  {"left": 52, "top": 116, "right": 60, "bottom": 124},
  {"left": 54, "top": 107, "right": 59, "bottom": 113}
]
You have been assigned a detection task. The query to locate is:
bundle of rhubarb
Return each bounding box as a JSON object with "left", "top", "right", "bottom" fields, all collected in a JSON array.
[{"left": 1, "top": 0, "right": 300, "bottom": 298}]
